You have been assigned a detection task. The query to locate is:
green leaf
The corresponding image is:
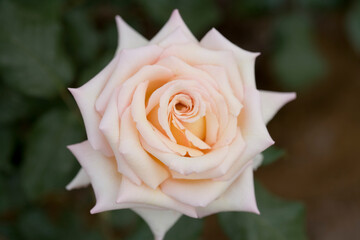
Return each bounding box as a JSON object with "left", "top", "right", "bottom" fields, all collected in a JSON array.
[
  {"left": 17, "top": 208, "right": 58, "bottom": 240},
  {"left": 64, "top": 8, "right": 100, "bottom": 66},
  {"left": 165, "top": 216, "right": 203, "bottom": 240},
  {"left": 0, "top": 0, "right": 73, "bottom": 98},
  {"left": 0, "top": 87, "right": 32, "bottom": 124},
  {"left": 346, "top": 0, "right": 360, "bottom": 54},
  {"left": 0, "top": 126, "right": 15, "bottom": 172},
  {"left": 262, "top": 146, "right": 285, "bottom": 166},
  {"left": 271, "top": 14, "right": 327, "bottom": 90},
  {"left": 218, "top": 182, "right": 307, "bottom": 240},
  {"left": 135, "top": 0, "right": 221, "bottom": 36},
  {"left": 0, "top": 172, "right": 28, "bottom": 213},
  {"left": 21, "top": 108, "right": 84, "bottom": 200}
]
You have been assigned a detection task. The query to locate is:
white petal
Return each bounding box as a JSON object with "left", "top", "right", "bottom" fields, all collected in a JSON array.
[
  {"left": 150, "top": 9, "right": 197, "bottom": 44},
  {"left": 161, "top": 176, "right": 235, "bottom": 208},
  {"left": 252, "top": 154, "right": 264, "bottom": 170},
  {"left": 68, "top": 141, "right": 158, "bottom": 214},
  {"left": 132, "top": 208, "right": 182, "bottom": 240},
  {"left": 66, "top": 168, "right": 90, "bottom": 190},
  {"left": 96, "top": 45, "right": 163, "bottom": 114},
  {"left": 160, "top": 43, "right": 244, "bottom": 101},
  {"left": 260, "top": 90, "right": 296, "bottom": 124},
  {"left": 217, "top": 88, "right": 274, "bottom": 181},
  {"left": 115, "top": 16, "right": 148, "bottom": 53},
  {"left": 99, "top": 87, "right": 142, "bottom": 185},
  {"left": 196, "top": 162, "right": 259, "bottom": 217},
  {"left": 69, "top": 56, "right": 120, "bottom": 157},
  {"left": 200, "top": 28, "right": 259, "bottom": 89},
  {"left": 158, "top": 27, "right": 192, "bottom": 48},
  {"left": 119, "top": 107, "right": 169, "bottom": 189},
  {"left": 117, "top": 177, "right": 197, "bottom": 217}
]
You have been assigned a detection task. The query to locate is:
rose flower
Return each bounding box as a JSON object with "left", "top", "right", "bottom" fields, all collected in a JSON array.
[{"left": 66, "top": 10, "right": 295, "bottom": 240}]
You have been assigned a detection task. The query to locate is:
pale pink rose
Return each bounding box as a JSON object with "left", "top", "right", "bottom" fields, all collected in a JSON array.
[{"left": 66, "top": 10, "right": 295, "bottom": 240}]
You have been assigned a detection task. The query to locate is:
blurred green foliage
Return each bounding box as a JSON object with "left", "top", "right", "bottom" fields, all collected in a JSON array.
[{"left": 1, "top": 0, "right": 358, "bottom": 238}]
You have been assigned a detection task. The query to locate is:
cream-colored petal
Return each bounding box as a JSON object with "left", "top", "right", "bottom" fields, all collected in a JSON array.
[
  {"left": 158, "top": 27, "right": 192, "bottom": 48},
  {"left": 196, "top": 162, "right": 259, "bottom": 217},
  {"left": 66, "top": 168, "right": 90, "bottom": 190},
  {"left": 96, "top": 45, "right": 163, "bottom": 114},
  {"left": 99, "top": 87, "right": 141, "bottom": 185},
  {"left": 67, "top": 141, "right": 125, "bottom": 213},
  {"left": 132, "top": 208, "right": 182, "bottom": 240},
  {"left": 200, "top": 28, "right": 259, "bottom": 89},
  {"left": 217, "top": 88, "right": 274, "bottom": 181},
  {"left": 117, "top": 177, "right": 197, "bottom": 217},
  {"left": 115, "top": 15, "right": 148, "bottom": 54},
  {"left": 69, "top": 56, "right": 120, "bottom": 157},
  {"left": 252, "top": 154, "right": 264, "bottom": 170},
  {"left": 161, "top": 175, "right": 235, "bottom": 207},
  {"left": 150, "top": 9, "right": 197, "bottom": 44},
  {"left": 131, "top": 81, "right": 173, "bottom": 153},
  {"left": 260, "top": 90, "right": 296, "bottom": 124},
  {"left": 198, "top": 65, "right": 243, "bottom": 116},
  {"left": 160, "top": 43, "right": 244, "bottom": 101},
  {"left": 171, "top": 128, "right": 245, "bottom": 180},
  {"left": 119, "top": 108, "right": 169, "bottom": 189},
  {"left": 142, "top": 138, "right": 229, "bottom": 175}
]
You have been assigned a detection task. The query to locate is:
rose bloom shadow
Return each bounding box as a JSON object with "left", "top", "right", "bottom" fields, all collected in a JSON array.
[{"left": 66, "top": 9, "right": 296, "bottom": 240}]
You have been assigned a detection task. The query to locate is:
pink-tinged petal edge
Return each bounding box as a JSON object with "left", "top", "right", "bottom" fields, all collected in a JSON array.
[
  {"left": 66, "top": 168, "right": 90, "bottom": 190},
  {"left": 132, "top": 208, "right": 182, "bottom": 240},
  {"left": 259, "top": 90, "right": 296, "bottom": 124}
]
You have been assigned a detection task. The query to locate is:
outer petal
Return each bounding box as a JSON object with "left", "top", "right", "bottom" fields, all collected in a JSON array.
[
  {"left": 66, "top": 168, "right": 90, "bottom": 190},
  {"left": 218, "top": 88, "right": 274, "bottom": 181},
  {"left": 150, "top": 9, "right": 197, "bottom": 44},
  {"left": 260, "top": 90, "right": 296, "bottom": 124},
  {"left": 200, "top": 28, "right": 259, "bottom": 89},
  {"left": 69, "top": 56, "right": 119, "bottom": 157},
  {"left": 196, "top": 162, "right": 259, "bottom": 217},
  {"left": 119, "top": 107, "right": 169, "bottom": 189},
  {"left": 99, "top": 87, "right": 141, "bottom": 185},
  {"left": 68, "top": 141, "right": 123, "bottom": 213},
  {"left": 96, "top": 45, "right": 163, "bottom": 114},
  {"left": 158, "top": 27, "right": 192, "bottom": 48},
  {"left": 117, "top": 177, "right": 197, "bottom": 217},
  {"left": 160, "top": 175, "right": 236, "bottom": 208},
  {"left": 132, "top": 208, "right": 182, "bottom": 240},
  {"left": 115, "top": 16, "right": 148, "bottom": 54}
]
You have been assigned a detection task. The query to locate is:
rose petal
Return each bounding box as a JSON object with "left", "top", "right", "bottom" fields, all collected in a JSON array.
[
  {"left": 160, "top": 174, "right": 235, "bottom": 207},
  {"left": 119, "top": 107, "right": 169, "bottom": 189},
  {"left": 115, "top": 15, "right": 148, "bottom": 54},
  {"left": 67, "top": 141, "right": 129, "bottom": 213},
  {"left": 217, "top": 88, "right": 274, "bottom": 181},
  {"left": 197, "top": 65, "right": 242, "bottom": 116},
  {"left": 132, "top": 208, "right": 182, "bottom": 240},
  {"left": 260, "top": 90, "right": 296, "bottom": 124},
  {"left": 196, "top": 162, "right": 259, "bottom": 217},
  {"left": 171, "top": 128, "right": 245, "bottom": 180},
  {"left": 66, "top": 168, "right": 90, "bottom": 190},
  {"left": 131, "top": 81, "right": 173, "bottom": 153},
  {"left": 142, "top": 138, "right": 229, "bottom": 175},
  {"left": 96, "top": 45, "right": 163, "bottom": 114},
  {"left": 200, "top": 28, "right": 259, "bottom": 89},
  {"left": 252, "top": 154, "right": 264, "bottom": 170},
  {"left": 69, "top": 56, "right": 119, "bottom": 157},
  {"left": 117, "top": 177, "right": 197, "bottom": 217},
  {"left": 150, "top": 9, "right": 197, "bottom": 44},
  {"left": 158, "top": 27, "right": 192, "bottom": 48},
  {"left": 160, "top": 43, "right": 244, "bottom": 101},
  {"left": 99, "top": 87, "right": 142, "bottom": 185}
]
